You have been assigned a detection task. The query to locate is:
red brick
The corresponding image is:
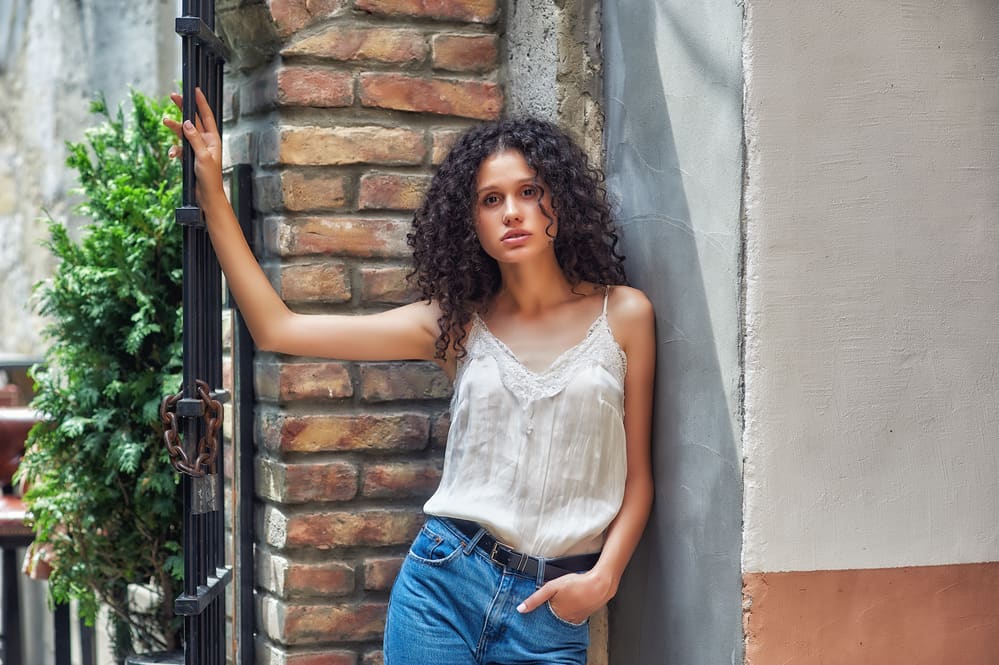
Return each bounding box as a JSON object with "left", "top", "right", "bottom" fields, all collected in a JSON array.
[
  {"left": 361, "top": 651, "right": 383, "bottom": 665},
  {"left": 261, "top": 596, "right": 386, "bottom": 644},
  {"left": 432, "top": 34, "right": 497, "bottom": 72},
  {"left": 360, "top": 266, "right": 420, "bottom": 305},
  {"left": 283, "top": 26, "right": 427, "bottom": 65},
  {"left": 360, "top": 73, "right": 501, "bottom": 120},
  {"left": 241, "top": 66, "right": 353, "bottom": 114},
  {"left": 254, "top": 360, "right": 353, "bottom": 402},
  {"left": 363, "top": 557, "right": 405, "bottom": 591},
  {"left": 268, "top": 0, "right": 348, "bottom": 36},
  {"left": 258, "top": 550, "right": 356, "bottom": 597},
  {"left": 257, "top": 457, "right": 359, "bottom": 503},
  {"left": 272, "top": 508, "right": 424, "bottom": 548},
  {"left": 277, "top": 67, "right": 354, "bottom": 108},
  {"left": 259, "top": 412, "right": 430, "bottom": 452},
  {"left": 279, "top": 262, "right": 351, "bottom": 303},
  {"left": 355, "top": 0, "right": 497, "bottom": 23},
  {"left": 266, "top": 126, "right": 426, "bottom": 167},
  {"left": 358, "top": 173, "right": 431, "bottom": 211},
  {"left": 431, "top": 128, "right": 463, "bottom": 165},
  {"left": 257, "top": 171, "right": 349, "bottom": 213},
  {"left": 265, "top": 217, "right": 411, "bottom": 259},
  {"left": 286, "top": 566, "right": 355, "bottom": 597},
  {"left": 361, "top": 460, "right": 442, "bottom": 498},
  {"left": 287, "top": 601, "right": 386, "bottom": 644},
  {"left": 359, "top": 362, "right": 451, "bottom": 402},
  {"left": 280, "top": 170, "right": 349, "bottom": 211}
]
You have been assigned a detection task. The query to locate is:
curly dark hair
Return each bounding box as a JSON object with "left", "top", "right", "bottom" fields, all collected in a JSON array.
[{"left": 408, "top": 116, "right": 627, "bottom": 360}]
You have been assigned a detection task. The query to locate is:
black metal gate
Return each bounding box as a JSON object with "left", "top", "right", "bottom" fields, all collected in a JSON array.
[{"left": 162, "top": 2, "right": 233, "bottom": 663}]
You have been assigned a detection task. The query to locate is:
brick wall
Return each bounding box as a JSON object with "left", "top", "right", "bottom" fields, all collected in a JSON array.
[{"left": 217, "top": 1, "right": 501, "bottom": 662}]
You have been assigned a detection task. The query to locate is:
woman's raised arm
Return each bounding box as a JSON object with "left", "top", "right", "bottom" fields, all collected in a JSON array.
[{"left": 163, "top": 88, "right": 441, "bottom": 364}]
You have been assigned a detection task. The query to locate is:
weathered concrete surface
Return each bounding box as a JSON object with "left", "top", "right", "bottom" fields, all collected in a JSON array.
[
  {"left": 503, "top": 0, "right": 603, "bottom": 157},
  {"left": 0, "top": 0, "right": 180, "bottom": 355},
  {"left": 504, "top": 0, "right": 559, "bottom": 120},
  {"left": 603, "top": 1, "right": 745, "bottom": 664}
]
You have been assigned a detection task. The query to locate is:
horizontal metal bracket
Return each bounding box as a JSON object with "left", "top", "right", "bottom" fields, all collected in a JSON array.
[
  {"left": 175, "top": 205, "right": 204, "bottom": 227},
  {"left": 176, "top": 398, "right": 205, "bottom": 418},
  {"left": 175, "top": 17, "right": 230, "bottom": 62},
  {"left": 175, "top": 390, "right": 227, "bottom": 417},
  {"left": 174, "top": 566, "right": 232, "bottom": 616}
]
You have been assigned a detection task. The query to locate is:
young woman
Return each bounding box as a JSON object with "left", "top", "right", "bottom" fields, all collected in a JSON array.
[{"left": 166, "top": 89, "right": 655, "bottom": 664}]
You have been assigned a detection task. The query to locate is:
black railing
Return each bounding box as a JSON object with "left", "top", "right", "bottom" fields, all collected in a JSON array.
[{"left": 168, "top": 2, "right": 233, "bottom": 664}]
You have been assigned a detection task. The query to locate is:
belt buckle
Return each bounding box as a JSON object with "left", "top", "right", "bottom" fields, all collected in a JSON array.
[
  {"left": 488, "top": 540, "right": 533, "bottom": 575},
  {"left": 489, "top": 539, "right": 512, "bottom": 567}
]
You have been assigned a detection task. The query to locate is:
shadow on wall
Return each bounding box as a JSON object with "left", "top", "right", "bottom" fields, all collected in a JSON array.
[{"left": 604, "top": 2, "right": 743, "bottom": 664}]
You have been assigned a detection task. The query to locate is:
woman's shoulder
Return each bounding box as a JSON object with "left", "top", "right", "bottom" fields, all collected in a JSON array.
[
  {"left": 606, "top": 285, "right": 654, "bottom": 320},
  {"left": 604, "top": 285, "right": 654, "bottom": 354}
]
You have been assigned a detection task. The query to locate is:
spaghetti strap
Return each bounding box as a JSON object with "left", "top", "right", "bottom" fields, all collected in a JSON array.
[{"left": 602, "top": 285, "right": 610, "bottom": 316}]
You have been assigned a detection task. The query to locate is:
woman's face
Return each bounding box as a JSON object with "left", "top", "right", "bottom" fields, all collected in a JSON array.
[{"left": 473, "top": 149, "right": 557, "bottom": 265}]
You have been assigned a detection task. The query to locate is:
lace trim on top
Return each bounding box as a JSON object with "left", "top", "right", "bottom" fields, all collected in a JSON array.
[{"left": 461, "top": 312, "right": 627, "bottom": 404}]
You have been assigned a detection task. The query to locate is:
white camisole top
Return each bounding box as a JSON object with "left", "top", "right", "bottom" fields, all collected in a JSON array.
[{"left": 423, "top": 289, "right": 628, "bottom": 558}]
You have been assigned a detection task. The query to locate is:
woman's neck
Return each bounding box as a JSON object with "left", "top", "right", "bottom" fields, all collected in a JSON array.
[{"left": 493, "top": 258, "right": 579, "bottom": 316}]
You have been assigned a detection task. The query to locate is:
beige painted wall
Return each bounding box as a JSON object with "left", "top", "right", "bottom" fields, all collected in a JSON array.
[{"left": 743, "top": 1, "right": 999, "bottom": 572}]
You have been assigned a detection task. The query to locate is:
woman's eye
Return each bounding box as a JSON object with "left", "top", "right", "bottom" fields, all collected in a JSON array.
[
  {"left": 522, "top": 186, "right": 537, "bottom": 198},
  {"left": 483, "top": 194, "right": 500, "bottom": 206}
]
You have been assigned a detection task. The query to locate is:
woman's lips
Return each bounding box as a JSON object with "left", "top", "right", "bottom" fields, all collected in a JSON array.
[{"left": 501, "top": 231, "right": 531, "bottom": 244}]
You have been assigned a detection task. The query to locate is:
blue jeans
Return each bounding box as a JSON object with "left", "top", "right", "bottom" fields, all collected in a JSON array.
[{"left": 384, "top": 517, "right": 590, "bottom": 664}]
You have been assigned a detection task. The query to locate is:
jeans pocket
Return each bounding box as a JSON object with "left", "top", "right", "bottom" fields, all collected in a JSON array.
[
  {"left": 544, "top": 600, "right": 589, "bottom": 628},
  {"left": 407, "top": 522, "right": 464, "bottom": 566}
]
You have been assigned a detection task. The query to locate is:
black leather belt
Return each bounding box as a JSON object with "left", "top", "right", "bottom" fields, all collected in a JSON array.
[{"left": 448, "top": 518, "right": 600, "bottom": 583}]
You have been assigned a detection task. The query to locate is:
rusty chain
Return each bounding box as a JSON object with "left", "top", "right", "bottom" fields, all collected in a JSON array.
[
  {"left": 160, "top": 379, "right": 223, "bottom": 478},
  {"left": 160, "top": 390, "right": 187, "bottom": 473}
]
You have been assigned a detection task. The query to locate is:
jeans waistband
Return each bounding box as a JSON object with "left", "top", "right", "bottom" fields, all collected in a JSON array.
[{"left": 443, "top": 517, "right": 600, "bottom": 584}]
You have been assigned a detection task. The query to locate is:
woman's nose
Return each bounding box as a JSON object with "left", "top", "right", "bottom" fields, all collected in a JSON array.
[{"left": 503, "top": 199, "right": 522, "bottom": 225}]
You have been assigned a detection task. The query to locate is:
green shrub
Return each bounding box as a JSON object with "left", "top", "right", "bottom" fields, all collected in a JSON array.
[{"left": 18, "top": 90, "right": 184, "bottom": 656}]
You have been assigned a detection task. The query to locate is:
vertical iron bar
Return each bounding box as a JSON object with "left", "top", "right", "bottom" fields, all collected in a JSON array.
[
  {"left": 79, "top": 619, "right": 95, "bottom": 665},
  {"left": 182, "top": 225, "right": 196, "bottom": 605},
  {"left": 2, "top": 548, "right": 22, "bottom": 665},
  {"left": 181, "top": 0, "right": 196, "bottom": 209},
  {"left": 231, "top": 164, "right": 256, "bottom": 665},
  {"left": 53, "top": 603, "right": 70, "bottom": 665},
  {"left": 180, "top": 1, "right": 193, "bottom": 660}
]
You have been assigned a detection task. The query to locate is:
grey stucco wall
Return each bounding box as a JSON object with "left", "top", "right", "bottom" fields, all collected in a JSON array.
[{"left": 603, "top": 1, "right": 745, "bottom": 663}]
